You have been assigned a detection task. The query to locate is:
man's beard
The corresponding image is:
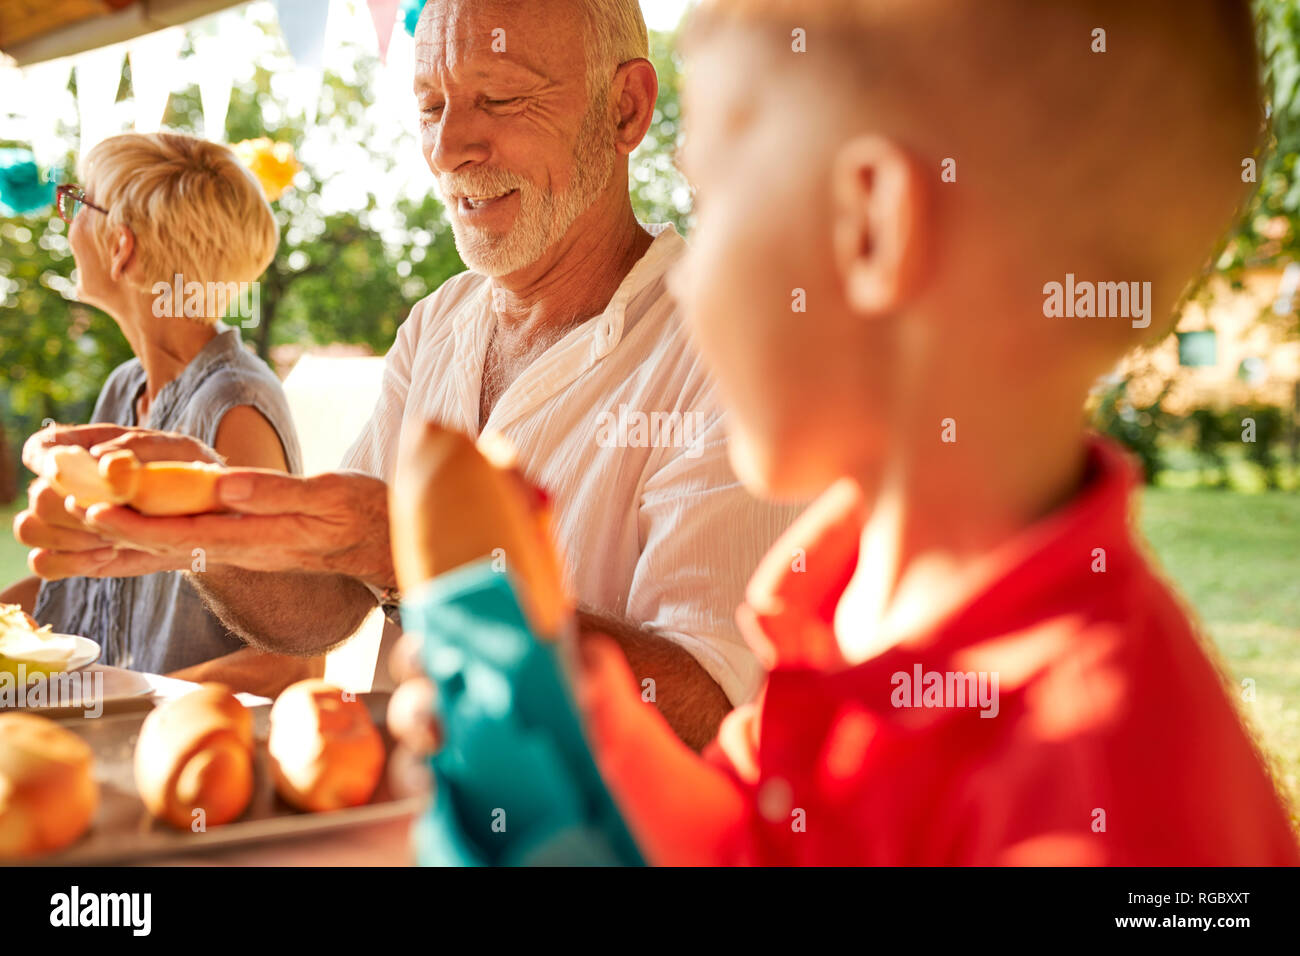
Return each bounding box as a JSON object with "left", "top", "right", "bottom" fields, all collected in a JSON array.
[{"left": 441, "top": 93, "right": 616, "bottom": 277}]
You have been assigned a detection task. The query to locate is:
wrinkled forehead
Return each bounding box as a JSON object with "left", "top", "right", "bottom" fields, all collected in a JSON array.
[{"left": 414, "top": 0, "right": 583, "bottom": 86}]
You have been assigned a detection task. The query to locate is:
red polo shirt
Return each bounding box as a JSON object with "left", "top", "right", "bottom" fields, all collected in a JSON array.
[{"left": 692, "top": 436, "right": 1299, "bottom": 865}]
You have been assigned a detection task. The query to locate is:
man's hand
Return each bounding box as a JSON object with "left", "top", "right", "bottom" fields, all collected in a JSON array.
[
  {"left": 24, "top": 423, "right": 147, "bottom": 472},
  {"left": 15, "top": 476, "right": 176, "bottom": 579},
  {"left": 166, "top": 647, "right": 325, "bottom": 698},
  {"left": 18, "top": 424, "right": 395, "bottom": 589},
  {"left": 17, "top": 424, "right": 228, "bottom": 579},
  {"left": 77, "top": 469, "right": 395, "bottom": 587}
]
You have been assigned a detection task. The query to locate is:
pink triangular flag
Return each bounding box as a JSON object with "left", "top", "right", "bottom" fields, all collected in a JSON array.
[{"left": 367, "top": 0, "right": 400, "bottom": 64}]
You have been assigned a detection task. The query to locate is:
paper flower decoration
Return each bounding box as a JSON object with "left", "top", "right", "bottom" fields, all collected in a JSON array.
[
  {"left": 0, "top": 148, "right": 55, "bottom": 217},
  {"left": 232, "top": 138, "right": 301, "bottom": 202},
  {"left": 401, "top": 0, "right": 429, "bottom": 36}
]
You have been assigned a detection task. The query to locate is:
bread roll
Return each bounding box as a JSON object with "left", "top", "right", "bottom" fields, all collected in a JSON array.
[
  {"left": 268, "top": 679, "right": 384, "bottom": 812},
  {"left": 133, "top": 683, "right": 253, "bottom": 830},
  {"left": 390, "top": 424, "right": 570, "bottom": 638},
  {"left": 44, "top": 445, "right": 223, "bottom": 516},
  {"left": 0, "top": 713, "right": 98, "bottom": 859}
]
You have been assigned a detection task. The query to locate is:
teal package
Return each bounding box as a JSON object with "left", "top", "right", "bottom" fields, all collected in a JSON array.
[{"left": 401, "top": 559, "right": 645, "bottom": 866}]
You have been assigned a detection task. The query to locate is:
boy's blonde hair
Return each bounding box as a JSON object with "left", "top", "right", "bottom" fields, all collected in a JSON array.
[
  {"left": 690, "top": 0, "right": 1264, "bottom": 346},
  {"left": 79, "top": 132, "right": 279, "bottom": 319}
]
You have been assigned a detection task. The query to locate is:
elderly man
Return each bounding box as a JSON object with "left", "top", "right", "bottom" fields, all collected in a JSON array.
[{"left": 17, "top": 0, "right": 796, "bottom": 748}]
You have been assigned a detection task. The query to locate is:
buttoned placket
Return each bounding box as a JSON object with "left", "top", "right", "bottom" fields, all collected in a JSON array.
[{"left": 447, "top": 224, "right": 684, "bottom": 436}]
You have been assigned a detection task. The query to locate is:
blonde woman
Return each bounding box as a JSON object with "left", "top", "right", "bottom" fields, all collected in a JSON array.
[{"left": 0, "top": 132, "right": 316, "bottom": 696}]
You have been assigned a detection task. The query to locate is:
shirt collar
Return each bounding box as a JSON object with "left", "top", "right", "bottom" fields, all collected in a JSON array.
[
  {"left": 452, "top": 222, "right": 684, "bottom": 353},
  {"left": 142, "top": 323, "right": 243, "bottom": 428},
  {"left": 738, "top": 435, "right": 1142, "bottom": 678},
  {"left": 449, "top": 223, "right": 685, "bottom": 433}
]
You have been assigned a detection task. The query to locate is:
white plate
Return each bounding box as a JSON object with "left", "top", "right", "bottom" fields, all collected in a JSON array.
[
  {"left": 61, "top": 633, "right": 102, "bottom": 671},
  {"left": 0, "top": 633, "right": 98, "bottom": 675}
]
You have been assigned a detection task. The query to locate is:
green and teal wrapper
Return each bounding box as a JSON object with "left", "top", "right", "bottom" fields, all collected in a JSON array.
[{"left": 401, "top": 559, "right": 644, "bottom": 866}]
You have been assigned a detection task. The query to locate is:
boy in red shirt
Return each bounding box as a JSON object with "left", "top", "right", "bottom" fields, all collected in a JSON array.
[
  {"left": 391, "top": 0, "right": 1299, "bottom": 864},
  {"left": 577, "top": 0, "right": 1299, "bottom": 866}
]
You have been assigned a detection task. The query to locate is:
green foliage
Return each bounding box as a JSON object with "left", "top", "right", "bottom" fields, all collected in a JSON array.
[
  {"left": 1219, "top": 0, "right": 1300, "bottom": 322},
  {"left": 1091, "top": 380, "right": 1175, "bottom": 483},
  {"left": 1188, "top": 408, "right": 1232, "bottom": 488},
  {"left": 1241, "top": 404, "right": 1286, "bottom": 487},
  {"left": 630, "top": 29, "right": 691, "bottom": 233},
  {"left": 1184, "top": 405, "right": 1290, "bottom": 490}
]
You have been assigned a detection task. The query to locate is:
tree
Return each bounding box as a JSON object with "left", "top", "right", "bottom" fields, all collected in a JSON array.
[{"left": 1217, "top": 0, "right": 1300, "bottom": 332}]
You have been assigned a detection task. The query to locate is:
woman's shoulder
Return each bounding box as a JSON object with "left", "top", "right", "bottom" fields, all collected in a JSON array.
[
  {"left": 183, "top": 342, "right": 303, "bottom": 471},
  {"left": 92, "top": 358, "right": 146, "bottom": 423},
  {"left": 192, "top": 338, "right": 286, "bottom": 400}
]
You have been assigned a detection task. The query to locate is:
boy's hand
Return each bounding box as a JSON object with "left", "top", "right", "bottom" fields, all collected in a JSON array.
[
  {"left": 574, "top": 631, "right": 751, "bottom": 866},
  {"left": 385, "top": 631, "right": 442, "bottom": 796},
  {"left": 389, "top": 421, "right": 569, "bottom": 637}
]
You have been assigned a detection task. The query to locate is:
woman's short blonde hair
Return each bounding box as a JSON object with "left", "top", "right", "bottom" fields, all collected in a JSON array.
[{"left": 79, "top": 132, "right": 279, "bottom": 315}]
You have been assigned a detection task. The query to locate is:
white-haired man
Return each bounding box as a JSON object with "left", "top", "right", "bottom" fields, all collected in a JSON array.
[{"left": 18, "top": 0, "right": 797, "bottom": 748}]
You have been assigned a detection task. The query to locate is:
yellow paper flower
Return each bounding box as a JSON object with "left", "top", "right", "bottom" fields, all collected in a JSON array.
[{"left": 232, "top": 138, "right": 301, "bottom": 202}]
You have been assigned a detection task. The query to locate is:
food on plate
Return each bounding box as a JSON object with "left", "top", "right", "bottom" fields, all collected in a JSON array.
[
  {"left": 0, "top": 603, "right": 79, "bottom": 680},
  {"left": 390, "top": 425, "right": 570, "bottom": 638},
  {"left": 43, "top": 445, "right": 224, "bottom": 516},
  {"left": 268, "top": 679, "right": 385, "bottom": 812},
  {"left": 0, "top": 713, "right": 99, "bottom": 859},
  {"left": 133, "top": 682, "right": 253, "bottom": 829}
]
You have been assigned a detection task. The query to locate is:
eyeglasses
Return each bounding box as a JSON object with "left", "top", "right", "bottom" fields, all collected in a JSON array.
[{"left": 55, "top": 184, "right": 109, "bottom": 224}]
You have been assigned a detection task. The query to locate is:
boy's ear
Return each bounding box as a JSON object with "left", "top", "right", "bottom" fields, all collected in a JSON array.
[
  {"left": 831, "top": 134, "right": 925, "bottom": 315},
  {"left": 108, "top": 225, "right": 137, "bottom": 283}
]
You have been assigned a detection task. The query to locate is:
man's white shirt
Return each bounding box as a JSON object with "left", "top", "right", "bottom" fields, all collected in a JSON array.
[{"left": 342, "top": 223, "right": 799, "bottom": 704}]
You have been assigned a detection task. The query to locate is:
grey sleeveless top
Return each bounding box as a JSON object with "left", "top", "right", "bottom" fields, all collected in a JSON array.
[{"left": 33, "top": 326, "right": 303, "bottom": 675}]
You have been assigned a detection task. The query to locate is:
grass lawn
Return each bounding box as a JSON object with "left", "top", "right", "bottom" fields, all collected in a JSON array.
[
  {"left": 1, "top": 489, "right": 1296, "bottom": 814},
  {"left": 1138, "top": 487, "right": 1300, "bottom": 813},
  {"left": 0, "top": 502, "right": 27, "bottom": 585}
]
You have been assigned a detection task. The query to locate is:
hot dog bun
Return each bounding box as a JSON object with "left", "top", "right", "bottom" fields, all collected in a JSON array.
[
  {"left": 268, "top": 679, "right": 385, "bottom": 812},
  {"left": 44, "top": 445, "right": 223, "bottom": 516},
  {"left": 133, "top": 683, "right": 253, "bottom": 830},
  {"left": 0, "top": 713, "right": 98, "bottom": 859},
  {"left": 389, "top": 424, "right": 570, "bottom": 638}
]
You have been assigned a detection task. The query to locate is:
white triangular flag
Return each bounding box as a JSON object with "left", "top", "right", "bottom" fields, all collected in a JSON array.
[
  {"left": 75, "top": 44, "right": 126, "bottom": 155},
  {"left": 273, "top": 0, "right": 332, "bottom": 124},
  {"left": 129, "top": 27, "right": 184, "bottom": 133},
  {"left": 18, "top": 57, "right": 74, "bottom": 170},
  {"left": 194, "top": 28, "right": 235, "bottom": 141}
]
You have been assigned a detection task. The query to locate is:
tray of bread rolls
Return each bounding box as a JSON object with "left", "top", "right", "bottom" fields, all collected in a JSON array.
[{"left": 1, "top": 683, "right": 422, "bottom": 865}]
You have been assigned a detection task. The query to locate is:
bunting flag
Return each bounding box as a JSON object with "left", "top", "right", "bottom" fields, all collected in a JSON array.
[
  {"left": 401, "top": 0, "right": 428, "bottom": 36},
  {"left": 367, "top": 0, "right": 400, "bottom": 64},
  {"left": 128, "top": 28, "right": 184, "bottom": 133},
  {"left": 21, "top": 56, "right": 74, "bottom": 170},
  {"left": 274, "top": 0, "right": 329, "bottom": 70},
  {"left": 194, "top": 27, "right": 235, "bottom": 141},
  {"left": 75, "top": 43, "right": 126, "bottom": 156},
  {"left": 273, "top": 0, "right": 331, "bottom": 124},
  {"left": 0, "top": 148, "right": 56, "bottom": 216}
]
